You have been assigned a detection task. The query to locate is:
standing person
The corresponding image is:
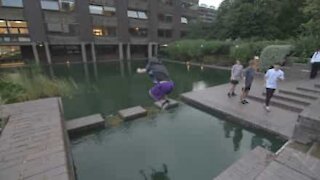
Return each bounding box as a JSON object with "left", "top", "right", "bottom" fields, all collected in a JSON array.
[
  {"left": 264, "top": 63, "right": 285, "bottom": 112},
  {"left": 228, "top": 60, "right": 243, "bottom": 97},
  {"left": 137, "top": 57, "right": 175, "bottom": 109},
  {"left": 240, "top": 60, "right": 256, "bottom": 104},
  {"left": 310, "top": 49, "right": 320, "bottom": 79}
]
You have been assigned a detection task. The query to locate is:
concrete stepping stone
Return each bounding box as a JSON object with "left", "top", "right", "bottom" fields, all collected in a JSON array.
[
  {"left": 66, "top": 114, "right": 105, "bottom": 134},
  {"left": 118, "top": 106, "right": 147, "bottom": 121},
  {"left": 154, "top": 99, "right": 179, "bottom": 110}
]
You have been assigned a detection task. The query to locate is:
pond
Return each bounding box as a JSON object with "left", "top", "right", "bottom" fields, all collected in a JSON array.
[{"left": 43, "top": 61, "right": 284, "bottom": 180}]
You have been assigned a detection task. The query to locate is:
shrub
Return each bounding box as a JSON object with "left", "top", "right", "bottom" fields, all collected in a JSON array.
[
  {"left": 0, "top": 66, "right": 74, "bottom": 104},
  {"left": 260, "top": 45, "right": 294, "bottom": 70},
  {"left": 293, "top": 36, "right": 320, "bottom": 59}
]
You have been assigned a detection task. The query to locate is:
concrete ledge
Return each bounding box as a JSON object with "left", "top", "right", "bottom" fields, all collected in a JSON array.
[
  {"left": 118, "top": 106, "right": 147, "bottom": 121},
  {"left": 66, "top": 114, "right": 105, "bottom": 135},
  {"left": 213, "top": 146, "right": 274, "bottom": 180},
  {"left": 154, "top": 99, "right": 179, "bottom": 110}
]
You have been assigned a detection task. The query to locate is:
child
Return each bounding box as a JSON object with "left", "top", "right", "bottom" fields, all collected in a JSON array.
[
  {"left": 240, "top": 60, "right": 256, "bottom": 104},
  {"left": 264, "top": 63, "right": 285, "bottom": 112},
  {"left": 137, "top": 57, "right": 175, "bottom": 108},
  {"left": 228, "top": 60, "right": 243, "bottom": 97}
]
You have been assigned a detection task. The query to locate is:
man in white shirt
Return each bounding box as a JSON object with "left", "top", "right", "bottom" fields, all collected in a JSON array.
[
  {"left": 310, "top": 48, "right": 320, "bottom": 79},
  {"left": 264, "top": 63, "right": 285, "bottom": 112}
]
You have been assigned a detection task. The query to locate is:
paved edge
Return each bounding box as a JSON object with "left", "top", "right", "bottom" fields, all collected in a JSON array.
[{"left": 181, "top": 94, "right": 289, "bottom": 140}]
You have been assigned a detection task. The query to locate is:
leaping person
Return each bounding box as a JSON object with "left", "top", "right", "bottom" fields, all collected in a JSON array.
[{"left": 137, "top": 57, "right": 175, "bottom": 109}]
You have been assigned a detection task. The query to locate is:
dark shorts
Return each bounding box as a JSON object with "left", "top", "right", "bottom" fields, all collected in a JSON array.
[
  {"left": 230, "top": 80, "right": 239, "bottom": 85},
  {"left": 149, "top": 81, "right": 175, "bottom": 100},
  {"left": 243, "top": 85, "right": 251, "bottom": 92}
]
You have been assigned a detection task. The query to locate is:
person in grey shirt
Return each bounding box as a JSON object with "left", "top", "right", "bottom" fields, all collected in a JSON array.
[
  {"left": 240, "top": 60, "right": 256, "bottom": 104},
  {"left": 228, "top": 60, "right": 243, "bottom": 97}
]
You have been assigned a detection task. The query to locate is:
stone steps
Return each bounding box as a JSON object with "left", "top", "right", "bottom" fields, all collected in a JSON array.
[
  {"left": 314, "top": 84, "right": 320, "bottom": 89},
  {"left": 247, "top": 95, "right": 304, "bottom": 113},
  {"left": 66, "top": 114, "right": 105, "bottom": 136},
  {"left": 262, "top": 92, "right": 314, "bottom": 106},
  {"left": 297, "top": 86, "right": 320, "bottom": 94},
  {"left": 279, "top": 88, "right": 318, "bottom": 100}
]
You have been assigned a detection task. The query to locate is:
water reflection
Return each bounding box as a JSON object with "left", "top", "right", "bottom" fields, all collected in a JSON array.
[
  {"left": 140, "top": 164, "right": 170, "bottom": 180},
  {"left": 223, "top": 122, "right": 234, "bottom": 138},
  {"left": 192, "top": 81, "right": 207, "bottom": 91},
  {"left": 233, "top": 127, "right": 243, "bottom": 151}
]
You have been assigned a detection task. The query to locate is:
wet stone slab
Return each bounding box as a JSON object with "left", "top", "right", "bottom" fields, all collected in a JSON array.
[
  {"left": 154, "top": 99, "right": 179, "bottom": 110},
  {"left": 118, "top": 106, "right": 147, "bottom": 121},
  {"left": 66, "top": 114, "right": 105, "bottom": 135}
]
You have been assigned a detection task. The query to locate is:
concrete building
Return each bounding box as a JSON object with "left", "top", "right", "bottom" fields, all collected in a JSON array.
[
  {"left": 198, "top": 4, "right": 216, "bottom": 24},
  {"left": 0, "top": 0, "right": 198, "bottom": 65}
]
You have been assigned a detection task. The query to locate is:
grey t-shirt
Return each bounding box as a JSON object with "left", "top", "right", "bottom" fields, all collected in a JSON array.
[
  {"left": 231, "top": 64, "right": 243, "bottom": 81},
  {"left": 244, "top": 67, "right": 255, "bottom": 87}
]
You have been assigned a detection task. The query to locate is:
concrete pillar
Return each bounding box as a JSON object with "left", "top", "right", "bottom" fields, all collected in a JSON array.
[
  {"left": 91, "top": 42, "right": 97, "bottom": 63},
  {"left": 148, "top": 43, "right": 153, "bottom": 59},
  {"left": 93, "top": 62, "right": 98, "bottom": 79},
  {"left": 44, "top": 42, "right": 52, "bottom": 64},
  {"left": 32, "top": 43, "right": 40, "bottom": 64},
  {"left": 126, "top": 43, "right": 131, "bottom": 61},
  {"left": 154, "top": 44, "right": 159, "bottom": 56},
  {"left": 119, "top": 43, "right": 124, "bottom": 61},
  {"left": 81, "top": 43, "right": 87, "bottom": 63}
]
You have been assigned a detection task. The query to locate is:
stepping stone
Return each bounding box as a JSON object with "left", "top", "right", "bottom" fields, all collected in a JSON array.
[
  {"left": 118, "top": 106, "right": 147, "bottom": 121},
  {"left": 66, "top": 114, "right": 105, "bottom": 134},
  {"left": 154, "top": 99, "right": 179, "bottom": 110}
]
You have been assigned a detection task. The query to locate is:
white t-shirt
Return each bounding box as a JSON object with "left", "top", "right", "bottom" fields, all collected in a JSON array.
[
  {"left": 311, "top": 51, "right": 320, "bottom": 63},
  {"left": 265, "top": 69, "right": 284, "bottom": 89}
]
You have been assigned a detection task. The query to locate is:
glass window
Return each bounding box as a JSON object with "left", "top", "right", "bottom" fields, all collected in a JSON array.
[
  {"left": 60, "top": 0, "right": 75, "bottom": 12},
  {"left": 128, "top": 10, "right": 138, "bottom": 18},
  {"left": 129, "top": 27, "right": 148, "bottom": 37},
  {"left": 9, "top": 28, "right": 19, "bottom": 34},
  {"left": 41, "top": 0, "right": 60, "bottom": 10},
  {"left": 1, "top": 0, "right": 23, "bottom": 7},
  {"left": 158, "top": 29, "right": 172, "bottom": 38},
  {"left": 7, "top": 21, "right": 27, "bottom": 28},
  {"left": 93, "top": 28, "right": 103, "bottom": 36},
  {"left": 138, "top": 12, "right": 147, "bottom": 19},
  {"left": 18, "top": 37, "right": 31, "bottom": 42},
  {"left": 89, "top": 5, "right": 103, "bottom": 15},
  {"left": 0, "top": 20, "right": 6, "bottom": 27},
  {"left": 47, "top": 23, "right": 63, "bottom": 32},
  {"left": 19, "top": 28, "right": 28, "bottom": 34},
  {"left": 103, "top": 6, "right": 116, "bottom": 16},
  {"left": 105, "top": 27, "right": 116, "bottom": 36},
  {"left": 0, "top": 28, "right": 8, "bottom": 34},
  {"left": 181, "top": 17, "right": 188, "bottom": 24}
]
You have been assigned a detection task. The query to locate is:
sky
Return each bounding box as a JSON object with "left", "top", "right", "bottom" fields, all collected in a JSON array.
[{"left": 199, "top": 0, "right": 223, "bottom": 8}]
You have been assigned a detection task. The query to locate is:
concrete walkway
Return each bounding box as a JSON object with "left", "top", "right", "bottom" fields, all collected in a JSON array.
[
  {"left": 181, "top": 82, "right": 298, "bottom": 139},
  {"left": 0, "top": 98, "right": 75, "bottom": 180}
]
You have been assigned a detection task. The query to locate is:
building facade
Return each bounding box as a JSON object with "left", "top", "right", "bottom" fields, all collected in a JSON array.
[
  {"left": 0, "top": 0, "right": 198, "bottom": 65},
  {"left": 198, "top": 4, "right": 216, "bottom": 24}
]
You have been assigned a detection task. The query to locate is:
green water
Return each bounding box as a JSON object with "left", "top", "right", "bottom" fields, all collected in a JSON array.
[
  {"left": 42, "top": 61, "right": 285, "bottom": 180},
  {"left": 43, "top": 61, "right": 229, "bottom": 119}
]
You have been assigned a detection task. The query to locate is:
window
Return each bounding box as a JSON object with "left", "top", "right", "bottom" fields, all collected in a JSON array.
[
  {"left": 89, "top": 5, "right": 103, "bottom": 14},
  {"left": 0, "top": 20, "right": 29, "bottom": 35},
  {"left": 41, "top": 0, "right": 59, "bottom": 10},
  {"left": 158, "top": 29, "right": 172, "bottom": 38},
  {"left": 1, "top": 0, "right": 23, "bottom": 7},
  {"left": 158, "top": 14, "right": 173, "bottom": 23},
  {"left": 129, "top": 27, "right": 148, "bottom": 37},
  {"left": 181, "top": 17, "right": 188, "bottom": 24},
  {"left": 93, "top": 27, "right": 116, "bottom": 37},
  {"left": 41, "top": 0, "right": 75, "bottom": 11},
  {"left": 60, "top": 0, "right": 75, "bottom": 12},
  {"left": 47, "top": 23, "right": 77, "bottom": 35},
  {"left": 127, "top": 10, "right": 148, "bottom": 19},
  {"left": 103, "top": 6, "right": 116, "bottom": 16}
]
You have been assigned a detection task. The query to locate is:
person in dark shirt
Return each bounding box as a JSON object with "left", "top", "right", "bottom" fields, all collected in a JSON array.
[
  {"left": 137, "top": 57, "right": 175, "bottom": 108},
  {"left": 240, "top": 60, "right": 256, "bottom": 104}
]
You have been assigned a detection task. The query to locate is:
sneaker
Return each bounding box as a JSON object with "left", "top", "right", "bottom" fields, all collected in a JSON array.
[
  {"left": 161, "top": 100, "right": 170, "bottom": 110},
  {"left": 227, "top": 93, "right": 231, "bottom": 98},
  {"left": 264, "top": 106, "right": 271, "bottom": 112},
  {"left": 231, "top": 92, "right": 237, "bottom": 96},
  {"left": 243, "top": 100, "right": 249, "bottom": 104}
]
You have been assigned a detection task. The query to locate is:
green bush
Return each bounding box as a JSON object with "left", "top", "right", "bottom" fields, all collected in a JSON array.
[
  {"left": 0, "top": 66, "right": 74, "bottom": 104},
  {"left": 260, "top": 45, "right": 294, "bottom": 70},
  {"left": 293, "top": 36, "right": 320, "bottom": 59}
]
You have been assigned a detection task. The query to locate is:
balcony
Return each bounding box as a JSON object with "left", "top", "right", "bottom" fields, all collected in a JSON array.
[
  {"left": 92, "top": 16, "right": 117, "bottom": 27},
  {"left": 48, "top": 35, "right": 80, "bottom": 44},
  {"left": 128, "top": 0, "right": 148, "bottom": 10}
]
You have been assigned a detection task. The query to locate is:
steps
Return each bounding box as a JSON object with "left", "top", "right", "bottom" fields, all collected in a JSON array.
[
  {"left": 279, "top": 89, "right": 318, "bottom": 100},
  {"left": 315, "top": 84, "right": 320, "bottom": 89},
  {"left": 262, "top": 92, "right": 313, "bottom": 106},
  {"left": 247, "top": 95, "right": 304, "bottom": 113},
  {"left": 297, "top": 87, "right": 320, "bottom": 94}
]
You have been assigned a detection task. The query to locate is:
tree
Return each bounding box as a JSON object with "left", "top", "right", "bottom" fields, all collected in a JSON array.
[{"left": 302, "top": 0, "right": 320, "bottom": 37}]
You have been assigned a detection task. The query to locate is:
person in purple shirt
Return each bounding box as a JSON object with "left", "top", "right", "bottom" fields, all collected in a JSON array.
[{"left": 137, "top": 57, "right": 175, "bottom": 108}]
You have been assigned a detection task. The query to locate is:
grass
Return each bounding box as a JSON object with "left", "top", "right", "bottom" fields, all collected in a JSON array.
[{"left": 0, "top": 65, "right": 74, "bottom": 104}]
